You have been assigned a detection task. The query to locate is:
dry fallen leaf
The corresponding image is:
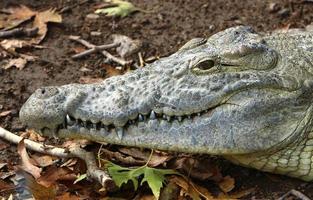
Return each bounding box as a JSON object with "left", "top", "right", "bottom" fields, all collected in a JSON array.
[
  {"left": 31, "top": 154, "right": 57, "bottom": 168},
  {"left": 0, "top": 39, "right": 30, "bottom": 51},
  {"left": 37, "top": 166, "right": 76, "bottom": 188},
  {"left": 102, "top": 63, "right": 123, "bottom": 77},
  {"left": 32, "top": 8, "right": 62, "bottom": 44},
  {"left": 0, "top": 5, "right": 62, "bottom": 50},
  {"left": 2, "top": 58, "right": 27, "bottom": 70},
  {"left": 17, "top": 139, "right": 42, "bottom": 179},
  {"left": 0, "top": 110, "right": 12, "bottom": 117},
  {"left": 118, "top": 147, "right": 172, "bottom": 167},
  {"left": 0, "top": 5, "right": 35, "bottom": 30},
  {"left": 218, "top": 175, "right": 235, "bottom": 193},
  {"left": 18, "top": 170, "right": 56, "bottom": 200},
  {"left": 1, "top": 54, "right": 36, "bottom": 70},
  {"left": 56, "top": 192, "right": 80, "bottom": 200},
  {"left": 171, "top": 156, "right": 223, "bottom": 181},
  {"left": 170, "top": 175, "right": 214, "bottom": 200}
]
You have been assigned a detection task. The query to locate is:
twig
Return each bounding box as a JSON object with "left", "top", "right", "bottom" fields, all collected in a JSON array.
[
  {"left": 71, "top": 43, "right": 119, "bottom": 59},
  {"left": 278, "top": 189, "right": 311, "bottom": 200},
  {"left": 0, "top": 127, "right": 115, "bottom": 190},
  {"left": 0, "top": 27, "right": 38, "bottom": 38},
  {"left": 69, "top": 35, "right": 132, "bottom": 66},
  {"left": 138, "top": 52, "right": 144, "bottom": 67}
]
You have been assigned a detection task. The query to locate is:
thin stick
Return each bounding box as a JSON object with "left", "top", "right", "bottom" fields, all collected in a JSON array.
[
  {"left": 0, "top": 27, "right": 38, "bottom": 38},
  {"left": 0, "top": 127, "right": 115, "bottom": 190},
  {"left": 278, "top": 189, "right": 311, "bottom": 200},
  {"left": 71, "top": 43, "right": 119, "bottom": 59},
  {"left": 69, "top": 35, "right": 132, "bottom": 66}
]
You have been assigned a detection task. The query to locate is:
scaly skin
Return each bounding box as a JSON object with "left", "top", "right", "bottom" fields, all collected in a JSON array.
[{"left": 19, "top": 26, "right": 313, "bottom": 181}]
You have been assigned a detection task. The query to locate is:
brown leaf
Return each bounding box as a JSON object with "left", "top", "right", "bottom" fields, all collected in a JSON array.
[
  {"left": 0, "top": 39, "right": 29, "bottom": 51},
  {"left": 31, "top": 154, "right": 57, "bottom": 167},
  {"left": 2, "top": 58, "right": 27, "bottom": 70},
  {"left": 1, "top": 54, "right": 35, "bottom": 70},
  {"left": 37, "top": 166, "right": 76, "bottom": 188},
  {"left": 56, "top": 192, "right": 80, "bottom": 200},
  {"left": 102, "top": 63, "right": 123, "bottom": 77},
  {"left": 18, "top": 170, "right": 56, "bottom": 200},
  {"left": 17, "top": 139, "right": 42, "bottom": 179},
  {"left": 26, "top": 129, "right": 46, "bottom": 142},
  {"left": 170, "top": 175, "right": 214, "bottom": 200},
  {"left": 0, "top": 110, "right": 12, "bottom": 117},
  {"left": 61, "top": 139, "right": 92, "bottom": 149},
  {"left": 79, "top": 76, "right": 104, "bottom": 84},
  {"left": 218, "top": 175, "right": 235, "bottom": 193},
  {"left": 217, "top": 188, "right": 255, "bottom": 199},
  {"left": 118, "top": 147, "right": 172, "bottom": 167},
  {"left": 0, "top": 5, "right": 35, "bottom": 30},
  {"left": 32, "top": 8, "right": 62, "bottom": 44},
  {"left": 171, "top": 156, "right": 223, "bottom": 181},
  {"left": 0, "top": 179, "right": 15, "bottom": 192}
]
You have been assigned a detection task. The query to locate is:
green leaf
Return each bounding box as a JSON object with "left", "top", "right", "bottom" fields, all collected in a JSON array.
[
  {"left": 141, "top": 167, "right": 177, "bottom": 199},
  {"left": 95, "top": 0, "right": 139, "bottom": 17},
  {"left": 106, "top": 162, "right": 179, "bottom": 199},
  {"left": 74, "top": 173, "right": 87, "bottom": 184},
  {"left": 106, "top": 162, "right": 139, "bottom": 189}
]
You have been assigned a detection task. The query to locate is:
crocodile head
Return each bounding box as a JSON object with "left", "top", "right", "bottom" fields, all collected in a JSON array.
[{"left": 20, "top": 26, "right": 313, "bottom": 162}]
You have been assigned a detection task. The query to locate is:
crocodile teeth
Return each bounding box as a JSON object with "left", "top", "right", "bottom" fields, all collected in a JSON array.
[
  {"left": 83, "top": 121, "right": 87, "bottom": 127},
  {"left": 92, "top": 123, "right": 97, "bottom": 129},
  {"left": 150, "top": 111, "right": 156, "bottom": 119},
  {"left": 178, "top": 116, "right": 182, "bottom": 122},
  {"left": 116, "top": 127, "right": 124, "bottom": 140},
  {"left": 166, "top": 116, "right": 171, "bottom": 122},
  {"left": 139, "top": 114, "right": 144, "bottom": 121},
  {"left": 66, "top": 115, "right": 75, "bottom": 126}
]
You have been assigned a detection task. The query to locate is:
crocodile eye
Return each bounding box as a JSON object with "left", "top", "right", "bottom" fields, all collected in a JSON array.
[{"left": 192, "top": 59, "right": 216, "bottom": 73}]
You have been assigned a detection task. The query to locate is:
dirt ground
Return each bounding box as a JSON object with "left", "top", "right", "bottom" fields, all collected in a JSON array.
[{"left": 1, "top": 0, "right": 313, "bottom": 199}]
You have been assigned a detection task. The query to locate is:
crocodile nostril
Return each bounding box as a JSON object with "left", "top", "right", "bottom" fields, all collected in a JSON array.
[{"left": 41, "top": 89, "right": 46, "bottom": 94}]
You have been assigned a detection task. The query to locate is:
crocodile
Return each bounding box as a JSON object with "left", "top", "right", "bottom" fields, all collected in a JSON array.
[{"left": 19, "top": 26, "right": 313, "bottom": 181}]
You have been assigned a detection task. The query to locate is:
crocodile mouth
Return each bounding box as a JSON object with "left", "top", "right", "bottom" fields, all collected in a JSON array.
[{"left": 41, "top": 105, "right": 219, "bottom": 139}]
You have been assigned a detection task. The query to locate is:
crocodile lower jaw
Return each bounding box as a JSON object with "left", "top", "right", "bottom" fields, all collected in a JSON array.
[{"left": 41, "top": 106, "right": 217, "bottom": 140}]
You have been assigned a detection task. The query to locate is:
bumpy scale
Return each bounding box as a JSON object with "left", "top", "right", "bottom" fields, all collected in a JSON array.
[{"left": 20, "top": 26, "right": 313, "bottom": 181}]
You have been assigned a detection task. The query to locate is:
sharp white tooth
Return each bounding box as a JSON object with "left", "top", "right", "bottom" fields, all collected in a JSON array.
[
  {"left": 92, "top": 123, "right": 97, "bottom": 129},
  {"left": 83, "top": 121, "right": 87, "bottom": 127},
  {"left": 150, "top": 111, "right": 156, "bottom": 119},
  {"left": 116, "top": 128, "right": 124, "bottom": 140},
  {"left": 166, "top": 116, "right": 171, "bottom": 121},
  {"left": 178, "top": 116, "right": 182, "bottom": 122},
  {"left": 197, "top": 113, "right": 201, "bottom": 116},
  {"left": 188, "top": 115, "right": 191, "bottom": 119},
  {"left": 139, "top": 114, "right": 144, "bottom": 121},
  {"left": 163, "top": 115, "right": 166, "bottom": 119},
  {"left": 66, "top": 115, "right": 74, "bottom": 126}
]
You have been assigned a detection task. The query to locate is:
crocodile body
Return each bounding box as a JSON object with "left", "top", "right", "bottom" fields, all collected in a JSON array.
[{"left": 20, "top": 26, "right": 313, "bottom": 181}]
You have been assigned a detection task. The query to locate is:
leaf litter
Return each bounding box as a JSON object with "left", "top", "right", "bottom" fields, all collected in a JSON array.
[{"left": 0, "top": 4, "right": 62, "bottom": 70}]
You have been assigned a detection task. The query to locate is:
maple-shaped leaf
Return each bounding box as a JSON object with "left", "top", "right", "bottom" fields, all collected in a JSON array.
[
  {"left": 32, "top": 8, "right": 62, "bottom": 44},
  {"left": 106, "top": 161, "right": 178, "bottom": 199},
  {"left": 95, "top": 0, "right": 140, "bottom": 17}
]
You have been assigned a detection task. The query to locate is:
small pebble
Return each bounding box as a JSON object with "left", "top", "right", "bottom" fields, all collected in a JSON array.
[
  {"left": 86, "top": 13, "right": 99, "bottom": 20},
  {"left": 90, "top": 31, "right": 102, "bottom": 36}
]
